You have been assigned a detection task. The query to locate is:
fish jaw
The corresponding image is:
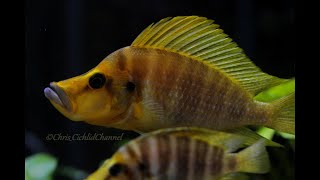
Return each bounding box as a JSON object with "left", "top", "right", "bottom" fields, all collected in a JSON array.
[{"left": 44, "top": 82, "right": 76, "bottom": 119}]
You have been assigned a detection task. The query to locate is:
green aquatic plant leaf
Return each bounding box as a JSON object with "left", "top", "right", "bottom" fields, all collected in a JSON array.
[
  {"left": 254, "top": 79, "right": 295, "bottom": 140},
  {"left": 256, "top": 127, "right": 275, "bottom": 140},
  {"left": 256, "top": 127, "right": 295, "bottom": 141},
  {"left": 254, "top": 79, "right": 295, "bottom": 102},
  {"left": 55, "top": 165, "right": 88, "bottom": 180},
  {"left": 277, "top": 132, "right": 295, "bottom": 140},
  {"left": 25, "top": 153, "right": 58, "bottom": 180}
]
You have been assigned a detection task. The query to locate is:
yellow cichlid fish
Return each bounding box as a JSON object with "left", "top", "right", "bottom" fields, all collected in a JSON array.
[
  {"left": 85, "top": 127, "right": 270, "bottom": 180},
  {"left": 44, "top": 16, "right": 295, "bottom": 134}
]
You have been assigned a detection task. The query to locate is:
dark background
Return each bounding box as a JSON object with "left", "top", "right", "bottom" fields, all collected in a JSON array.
[{"left": 25, "top": 0, "right": 295, "bottom": 179}]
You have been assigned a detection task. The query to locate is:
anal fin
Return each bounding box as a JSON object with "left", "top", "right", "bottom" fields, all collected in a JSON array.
[
  {"left": 218, "top": 173, "right": 250, "bottom": 180},
  {"left": 226, "top": 127, "right": 283, "bottom": 147}
]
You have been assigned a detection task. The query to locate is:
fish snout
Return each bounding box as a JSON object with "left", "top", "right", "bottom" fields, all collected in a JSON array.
[{"left": 44, "top": 82, "right": 73, "bottom": 112}]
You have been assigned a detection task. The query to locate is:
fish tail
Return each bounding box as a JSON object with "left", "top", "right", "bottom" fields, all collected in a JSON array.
[
  {"left": 268, "top": 92, "right": 295, "bottom": 134},
  {"left": 235, "top": 139, "right": 270, "bottom": 174}
]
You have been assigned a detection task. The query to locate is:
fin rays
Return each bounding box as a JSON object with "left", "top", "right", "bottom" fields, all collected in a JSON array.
[{"left": 132, "top": 16, "right": 287, "bottom": 95}]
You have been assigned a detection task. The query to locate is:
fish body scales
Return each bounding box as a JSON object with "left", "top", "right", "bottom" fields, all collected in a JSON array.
[
  {"left": 122, "top": 134, "right": 227, "bottom": 179},
  {"left": 118, "top": 47, "right": 269, "bottom": 130}
]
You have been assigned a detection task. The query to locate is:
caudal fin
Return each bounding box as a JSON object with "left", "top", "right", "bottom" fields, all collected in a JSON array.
[
  {"left": 236, "top": 139, "right": 270, "bottom": 174},
  {"left": 268, "top": 92, "right": 295, "bottom": 134}
]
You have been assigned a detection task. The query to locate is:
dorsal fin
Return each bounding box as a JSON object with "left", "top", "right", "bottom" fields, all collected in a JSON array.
[{"left": 131, "top": 16, "right": 288, "bottom": 95}]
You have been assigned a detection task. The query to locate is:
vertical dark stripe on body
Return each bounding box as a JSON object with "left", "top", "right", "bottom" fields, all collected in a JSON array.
[
  {"left": 164, "top": 53, "right": 189, "bottom": 121},
  {"left": 125, "top": 145, "right": 138, "bottom": 161},
  {"left": 116, "top": 49, "right": 127, "bottom": 71},
  {"left": 167, "top": 54, "right": 209, "bottom": 124},
  {"left": 199, "top": 145, "right": 223, "bottom": 177},
  {"left": 153, "top": 49, "right": 187, "bottom": 107},
  {"left": 176, "top": 136, "right": 190, "bottom": 179},
  {"left": 209, "top": 146, "right": 218, "bottom": 174},
  {"left": 156, "top": 136, "right": 170, "bottom": 176},
  {"left": 128, "top": 48, "right": 150, "bottom": 81},
  {"left": 142, "top": 48, "right": 192, "bottom": 126},
  {"left": 202, "top": 70, "right": 254, "bottom": 129},
  {"left": 128, "top": 47, "right": 151, "bottom": 100},
  {"left": 124, "top": 144, "right": 142, "bottom": 179},
  {"left": 227, "top": 155, "right": 237, "bottom": 172},
  {"left": 193, "top": 140, "right": 209, "bottom": 179},
  {"left": 138, "top": 139, "right": 151, "bottom": 175},
  {"left": 201, "top": 70, "right": 227, "bottom": 127},
  {"left": 210, "top": 146, "right": 224, "bottom": 175},
  {"left": 227, "top": 86, "right": 257, "bottom": 127},
  {"left": 181, "top": 58, "right": 209, "bottom": 119},
  {"left": 203, "top": 142, "right": 213, "bottom": 178}
]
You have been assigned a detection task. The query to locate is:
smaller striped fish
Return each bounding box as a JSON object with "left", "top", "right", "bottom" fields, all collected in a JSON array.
[{"left": 85, "top": 127, "right": 270, "bottom": 180}]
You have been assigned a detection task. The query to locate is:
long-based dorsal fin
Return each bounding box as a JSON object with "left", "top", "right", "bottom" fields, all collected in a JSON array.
[{"left": 131, "top": 16, "right": 288, "bottom": 95}]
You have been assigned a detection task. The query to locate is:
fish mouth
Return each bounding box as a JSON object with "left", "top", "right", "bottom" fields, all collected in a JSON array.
[{"left": 44, "top": 82, "right": 73, "bottom": 112}]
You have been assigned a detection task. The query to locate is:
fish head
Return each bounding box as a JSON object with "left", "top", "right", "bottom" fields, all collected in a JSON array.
[
  {"left": 86, "top": 149, "right": 145, "bottom": 180},
  {"left": 44, "top": 57, "right": 136, "bottom": 126}
]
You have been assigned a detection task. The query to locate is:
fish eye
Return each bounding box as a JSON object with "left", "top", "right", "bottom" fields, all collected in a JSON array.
[
  {"left": 109, "top": 163, "right": 124, "bottom": 176},
  {"left": 138, "top": 163, "right": 146, "bottom": 171},
  {"left": 89, "top": 73, "right": 106, "bottom": 89},
  {"left": 126, "top": 81, "right": 135, "bottom": 92}
]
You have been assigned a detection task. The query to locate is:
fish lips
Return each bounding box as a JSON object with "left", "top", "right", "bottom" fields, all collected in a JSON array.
[{"left": 44, "top": 82, "right": 73, "bottom": 112}]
